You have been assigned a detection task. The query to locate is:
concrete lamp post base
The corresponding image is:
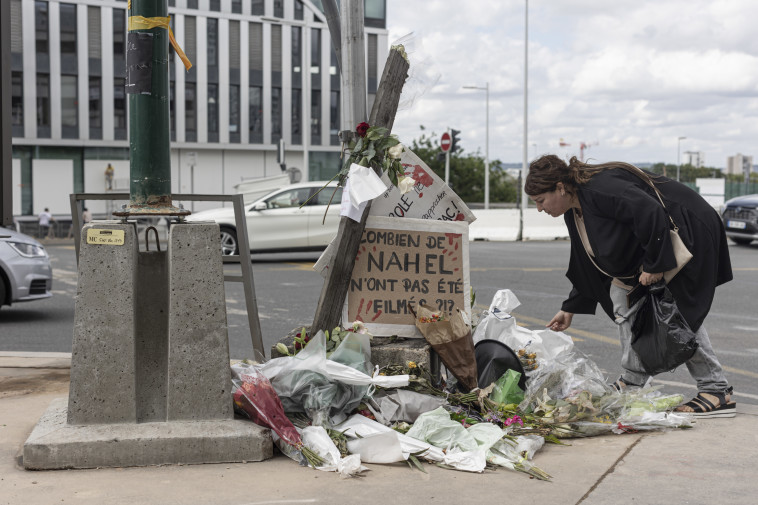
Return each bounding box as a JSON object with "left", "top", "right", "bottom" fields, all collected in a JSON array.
[{"left": 23, "top": 222, "right": 273, "bottom": 469}]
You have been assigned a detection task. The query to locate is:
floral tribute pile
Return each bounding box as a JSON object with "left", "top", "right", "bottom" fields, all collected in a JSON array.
[{"left": 232, "top": 314, "right": 693, "bottom": 480}]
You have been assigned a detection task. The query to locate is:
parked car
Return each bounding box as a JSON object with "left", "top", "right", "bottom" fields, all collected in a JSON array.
[
  {"left": 0, "top": 228, "right": 53, "bottom": 308},
  {"left": 186, "top": 181, "right": 343, "bottom": 254},
  {"left": 721, "top": 193, "right": 758, "bottom": 245}
]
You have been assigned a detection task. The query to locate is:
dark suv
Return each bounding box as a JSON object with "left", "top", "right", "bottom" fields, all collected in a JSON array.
[{"left": 721, "top": 194, "right": 758, "bottom": 245}]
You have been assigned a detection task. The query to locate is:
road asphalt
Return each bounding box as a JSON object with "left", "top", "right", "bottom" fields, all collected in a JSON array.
[{"left": 1, "top": 352, "right": 756, "bottom": 505}]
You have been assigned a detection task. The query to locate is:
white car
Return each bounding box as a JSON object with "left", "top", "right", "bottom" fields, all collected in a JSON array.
[
  {"left": 186, "top": 181, "right": 343, "bottom": 254},
  {"left": 0, "top": 228, "right": 53, "bottom": 308}
]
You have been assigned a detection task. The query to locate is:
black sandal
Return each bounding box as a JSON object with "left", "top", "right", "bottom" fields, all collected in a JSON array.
[{"left": 675, "top": 389, "right": 736, "bottom": 418}]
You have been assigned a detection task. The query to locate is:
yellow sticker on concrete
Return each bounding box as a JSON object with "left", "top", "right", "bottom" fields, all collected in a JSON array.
[{"left": 87, "top": 229, "right": 125, "bottom": 246}]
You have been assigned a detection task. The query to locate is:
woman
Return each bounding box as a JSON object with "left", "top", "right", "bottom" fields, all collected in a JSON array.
[{"left": 525, "top": 154, "right": 734, "bottom": 418}]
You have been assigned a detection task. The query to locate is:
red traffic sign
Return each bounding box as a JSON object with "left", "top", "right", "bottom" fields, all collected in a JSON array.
[{"left": 440, "top": 132, "right": 452, "bottom": 152}]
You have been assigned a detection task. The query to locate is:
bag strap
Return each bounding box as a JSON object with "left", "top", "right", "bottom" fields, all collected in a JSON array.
[
  {"left": 628, "top": 167, "right": 680, "bottom": 232},
  {"left": 573, "top": 212, "right": 635, "bottom": 280}
]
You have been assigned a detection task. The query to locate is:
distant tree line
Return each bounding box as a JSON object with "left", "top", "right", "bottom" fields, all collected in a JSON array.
[
  {"left": 406, "top": 128, "right": 757, "bottom": 203},
  {"left": 408, "top": 126, "right": 518, "bottom": 204}
]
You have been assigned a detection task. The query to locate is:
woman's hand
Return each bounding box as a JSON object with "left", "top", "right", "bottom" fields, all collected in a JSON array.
[
  {"left": 639, "top": 271, "right": 664, "bottom": 286},
  {"left": 547, "top": 310, "right": 574, "bottom": 332}
]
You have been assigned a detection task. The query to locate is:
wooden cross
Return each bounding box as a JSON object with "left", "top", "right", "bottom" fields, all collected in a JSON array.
[{"left": 311, "top": 2, "right": 410, "bottom": 335}]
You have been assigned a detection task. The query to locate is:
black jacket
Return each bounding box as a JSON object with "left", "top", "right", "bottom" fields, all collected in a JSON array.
[{"left": 560, "top": 169, "right": 732, "bottom": 331}]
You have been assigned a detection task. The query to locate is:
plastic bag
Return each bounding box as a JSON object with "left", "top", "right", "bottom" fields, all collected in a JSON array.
[
  {"left": 231, "top": 363, "right": 303, "bottom": 447},
  {"left": 405, "top": 407, "right": 479, "bottom": 452},
  {"left": 519, "top": 350, "right": 610, "bottom": 415},
  {"left": 472, "top": 290, "right": 574, "bottom": 373},
  {"left": 335, "top": 413, "right": 445, "bottom": 462},
  {"left": 257, "top": 331, "right": 409, "bottom": 426},
  {"left": 301, "top": 426, "right": 367, "bottom": 477},
  {"left": 631, "top": 281, "right": 699, "bottom": 375},
  {"left": 489, "top": 369, "right": 524, "bottom": 405}
]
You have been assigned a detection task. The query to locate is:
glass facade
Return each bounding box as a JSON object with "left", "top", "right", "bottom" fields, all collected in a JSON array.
[{"left": 7, "top": 0, "right": 388, "bottom": 209}]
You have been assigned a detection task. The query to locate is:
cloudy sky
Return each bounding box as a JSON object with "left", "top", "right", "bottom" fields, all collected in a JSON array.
[{"left": 385, "top": 0, "right": 758, "bottom": 168}]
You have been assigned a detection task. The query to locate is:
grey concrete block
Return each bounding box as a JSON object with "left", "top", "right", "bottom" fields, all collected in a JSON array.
[
  {"left": 68, "top": 222, "right": 139, "bottom": 425},
  {"left": 135, "top": 250, "right": 169, "bottom": 422},
  {"left": 167, "top": 223, "right": 232, "bottom": 421},
  {"left": 24, "top": 398, "right": 272, "bottom": 470}
]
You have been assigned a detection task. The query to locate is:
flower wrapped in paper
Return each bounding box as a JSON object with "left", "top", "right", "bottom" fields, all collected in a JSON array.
[{"left": 412, "top": 303, "right": 478, "bottom": 392}]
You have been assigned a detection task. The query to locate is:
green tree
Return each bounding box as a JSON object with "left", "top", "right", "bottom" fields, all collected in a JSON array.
[{"left": 407, "top": 126, "right": 518, "bottom": 204}]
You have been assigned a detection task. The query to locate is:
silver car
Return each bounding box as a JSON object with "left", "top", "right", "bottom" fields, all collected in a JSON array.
[
  {"left": 0, "top": 228, "right": 53, "bottom": 308},
  {"left": 186, "top": 181, "right": 342, "bottom": 255}
]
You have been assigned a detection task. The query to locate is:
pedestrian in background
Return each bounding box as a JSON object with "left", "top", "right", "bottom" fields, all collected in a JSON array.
[
  {"left": 38, "top": 208, "right": 54, "bottom": 238},
  {"left": 525, "top": 154, "right": 735, "bottom": 418},
  {"left": 82, "top": 207, "right": 92, "bottom": 224},
  {"left": 105, "top": 164, "right": 115, "bottom": 190}
]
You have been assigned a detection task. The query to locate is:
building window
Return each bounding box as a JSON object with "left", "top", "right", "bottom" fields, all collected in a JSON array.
[
  {"left": 11, "top": 72, "right": 23, "bottom": 135},
  {"left": 271, "top": 23, "right": 282, "bottom": 143},
  {"left": 185, "top": 82, "right": 197, "bottom": 142},
  {"left": 364, "top": 0, "right": 386, "bottom": 29},
  {"left": 60, "top": 3, "right": 77, "bottom": 68},
  {"left": 114, "top": 78, "right": 126, "bottom": 140},
  {"left": 273, "top": 0, "right": 284, "bottom": 18},
  {"left": 61, "top": 75, "right": 78, "bottom": 138},
  {"left": 229, "top": 20, "right": 241, "bottom": 143},
  {"left": 113, "top": 9, "right": 126, "bottom": 64},
  {"left": 210, "top": 0, "right": 220, "bottom": 12},
  {"left": 310, "top": 90, "right": 321, "bottom": 145},
  {"left": 232, "top": 0, "right": 242, "bottom": 14},
  {"left": 249, "top": 86, "right": 262, "bottom": 143},
  {"left": 187, "top": 0, "right": 198, "bottom": 9},
  {"left": 36, "top": 73, "right": 50, "bottom": 138},
  {"left": 208, "top": 84, "right": 219, "bottom": 142},
  {"left": 291, "top": 26, "right": 302, "bottom": 145},
  {"left": 89, "top": 76, "right": 102, "bottom": 139},
  {"left": 294, "top": 1, "right": 304, "bottom": 20},
  {"left": 292, "top": 89, "right": 301, "bottom": 145},
  {"left": 271, "top": 87, "right": 282, "bottom": 143},
  {"left": 230, "top": 85, "right": 240, "bottom": 142},
  {"left": 249, "top": 22, "right": 263, "bottom": 143},
  {"left": 35, "top": 1, "right": 49, "bottom": 57},
  {"left": 311, "top": 28, "right": 321, "bottom": 82},
  {"left": 251, "top": 0, "right": 264, "bottom": 16},
  {"left": 88, "top": 6, "right": 102, "bottom": 139},
  {"left": 330, "top": 90, "right": 339, "bottom": 146}
]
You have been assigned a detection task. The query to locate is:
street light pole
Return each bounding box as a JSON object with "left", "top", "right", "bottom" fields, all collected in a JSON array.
[
  {"left": 462, "top": 83, "right": 490, "bottom": 209},
  {"left": 520, "top": 0, "right": 529, "bottom": 240},
  {"left": 677, "top": 136, "right": 686, "bottom": 181}
]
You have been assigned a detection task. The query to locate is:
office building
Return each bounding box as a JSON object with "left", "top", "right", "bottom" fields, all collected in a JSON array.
[
  {"left": 726, "top": 153, "right": 753, "bottom": 177},
  {"left": 9, "top": 0, "right": 389, "bottom": 216}
]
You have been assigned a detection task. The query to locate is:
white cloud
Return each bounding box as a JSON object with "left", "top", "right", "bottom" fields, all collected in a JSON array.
[{"left": 387, "top": 0, "right": 758, "bottom": 168}]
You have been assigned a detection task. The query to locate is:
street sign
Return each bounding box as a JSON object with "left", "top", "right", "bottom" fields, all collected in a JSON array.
[{"left": 440, "top": 132, "right": 452, "bottom": 152}]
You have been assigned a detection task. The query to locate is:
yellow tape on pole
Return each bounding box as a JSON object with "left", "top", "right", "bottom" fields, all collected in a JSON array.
[{"left": 127, "top": 15, "right": 192, "bottom": 71}]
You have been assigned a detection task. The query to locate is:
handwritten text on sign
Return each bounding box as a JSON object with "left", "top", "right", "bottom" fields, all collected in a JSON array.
[
  {"left": 346, "top": 217, "right": 469, "bottom": 336},
  {"left": 86, "top": 229, "right": 125, "bottom": 246}
]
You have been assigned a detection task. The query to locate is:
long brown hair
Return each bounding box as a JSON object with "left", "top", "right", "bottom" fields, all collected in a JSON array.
[{"left": 525, "top": 155, "right": 658, "bottom": 197}]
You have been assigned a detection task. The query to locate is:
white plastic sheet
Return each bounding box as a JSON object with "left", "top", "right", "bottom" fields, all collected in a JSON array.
[
  {"left": 302, "top": 426, "right": 367, "bottom": 477},
  {"left": 473, "top": 289, "right": 574, "bottom": 372}
]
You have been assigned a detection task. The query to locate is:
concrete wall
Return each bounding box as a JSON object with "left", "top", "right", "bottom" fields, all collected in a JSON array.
[
  {"left": 32, "top": 159, "right": 73, "bottom": 215},
  {"left": 469, "top": 208, "right": 569, "bottom": 242}
]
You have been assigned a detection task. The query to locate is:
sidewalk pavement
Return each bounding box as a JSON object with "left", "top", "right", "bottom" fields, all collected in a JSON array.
[{"left": 1, "top": 352, "right": 756, "bottom": 505}]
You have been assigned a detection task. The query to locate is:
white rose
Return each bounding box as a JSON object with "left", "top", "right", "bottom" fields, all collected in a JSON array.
[
  {"left": 397, "top": 176, "right": 416, "bottom": 194},
  {"left": 388, "top": 143, "right": 404, "bottom": 159}
]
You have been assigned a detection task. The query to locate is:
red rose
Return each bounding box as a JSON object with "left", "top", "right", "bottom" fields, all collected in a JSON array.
[{"left": 356, "top": 122, "right": 370, "bottom": 137}]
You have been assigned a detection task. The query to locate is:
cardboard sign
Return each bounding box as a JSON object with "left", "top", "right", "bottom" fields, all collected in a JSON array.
[
  {"left": 314, "top": 147, "right": 476, "bottom": 277},
  {"left": 87, "top": 229, "right": 125, "bottom": 246},
  {"left": 371, "top": 148, "right": 477, "bottom": 223},
  {"left": 344, "top": 216, "right": 470, "bottom": 338}
]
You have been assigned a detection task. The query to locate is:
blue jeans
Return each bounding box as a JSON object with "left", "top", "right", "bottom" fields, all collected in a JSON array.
[{"left": 610, "top": 284, "right": 729, "bottom": 393}]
